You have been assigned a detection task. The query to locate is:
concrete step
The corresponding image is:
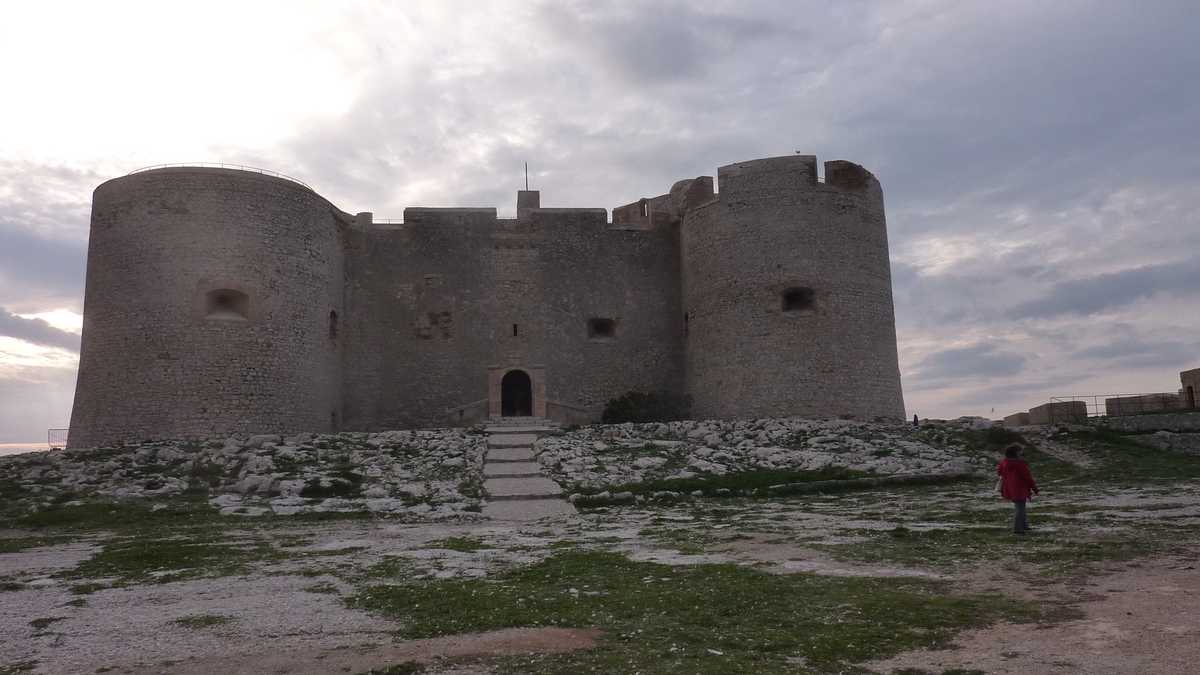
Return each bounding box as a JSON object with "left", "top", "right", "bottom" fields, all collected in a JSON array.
[
  {"left": 487, "top": 447, "right": 535, "bottom": 462},
  {"left": 484, "top": 476, "right": 563, "bottom": 500},
  {"left": 484, "top": 461, "right": 542, "bottom": 478},
  {"left": 484, "top": 425, "right": 558, "bottom": 435},
  {"left": 487, "top": 434, "right": 539, "bottom": 448},
  {"left": 483, "top": 499, "right": 577, "bottom": 521}
]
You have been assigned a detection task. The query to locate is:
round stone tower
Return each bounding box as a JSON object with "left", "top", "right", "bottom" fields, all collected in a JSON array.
[
  {"left": 67, "top": 167, "right": 345, "bottom": 448},
  {"left": 680, "top": 155, "right": 905, "bottom": 421}
]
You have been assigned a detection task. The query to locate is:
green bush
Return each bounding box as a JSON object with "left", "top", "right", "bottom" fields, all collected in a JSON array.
[{"left": 601, "top": 391, "right": 692, "bottom": 424}]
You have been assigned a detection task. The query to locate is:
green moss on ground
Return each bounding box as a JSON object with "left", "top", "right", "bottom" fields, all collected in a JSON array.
[
  {"left": 351, "top": 550, "right": 1048, "bottom": 674},
  {"left": 0, "top": 536, "right": 70, "bottom": 553},
  {"left": 576, "top": 467, "right": 874, "bottom": 499},
  {"left": 426, "top": 536, "right": 493, "bottom": 552},
  {"left": 815, "top": 520, "right": 1192, "bottom": 580},
  {"left": 62, "top": 535, "right": 286, "bottom": 585},
  {"left": 173, "top": 614, "right": 234, "bottom": 629}
]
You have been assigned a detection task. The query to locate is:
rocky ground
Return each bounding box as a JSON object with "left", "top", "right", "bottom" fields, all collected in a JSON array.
[
  {"left": 1, "top": 417, "right": 1002, "bottom": 521},
  {"left": 3, "top": 421, "right": 1200, "bottom": 673},
  {"left": 0, "top": 429, "right": 488, "bottom": 520},
  {"left": 537, "top": 417, "right": 989, "bottom": 495}
]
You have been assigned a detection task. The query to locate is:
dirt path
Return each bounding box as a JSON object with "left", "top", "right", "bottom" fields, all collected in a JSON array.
[
  {"left": 120, "top": 627, "right": 600, "bottom": 675},
  {"left": 870, "top": 557, "right": 1200, "bottom": 674}
]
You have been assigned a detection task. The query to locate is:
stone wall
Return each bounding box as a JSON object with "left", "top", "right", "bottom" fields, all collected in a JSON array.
[
  {"left": 1104, "top": 393, "right": 1181, "bottom": 417},
  {"left": 340, "top": 205, "right": 684, "bottom": 430},
  {"left": 1028, "top": 401, "right": 1088, "bottom": 425},
  {"left": 1003, "top": 412, "right": 1031, "bottom": 427},
  {"left": 681, "top": 156, "right": 905, "bottom": 421},
  {"left": 68, "top": 168, "right": 345, "bottom": 447},
  {"left": 69, "top": 155, "right": 907, "bottom": 446},
  {"left": 1096, "top": 411, "right": 1200, "bottom": 433},
  {"left": 1181, "top": 368, "right": 1200, "bottom": 409}
]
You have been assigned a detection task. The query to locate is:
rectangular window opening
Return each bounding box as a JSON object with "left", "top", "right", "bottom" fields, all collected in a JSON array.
[{"left": 588, "top": 317, "right": 617, "bottom": 339}]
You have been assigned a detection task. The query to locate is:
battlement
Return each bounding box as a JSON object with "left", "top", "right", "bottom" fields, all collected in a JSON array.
[{"left": 716, "top": 155, "right": 878, "bottom": 198}]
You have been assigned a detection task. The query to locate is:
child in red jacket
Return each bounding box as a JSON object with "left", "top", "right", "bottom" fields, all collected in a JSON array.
[{"left": 997, "top": 443, "right": 1039, "bottom": 534}]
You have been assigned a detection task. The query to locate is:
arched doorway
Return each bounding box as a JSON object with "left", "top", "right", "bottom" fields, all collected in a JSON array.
[{"left": 501, "top": 370, "right": 533, "bottom": 417}]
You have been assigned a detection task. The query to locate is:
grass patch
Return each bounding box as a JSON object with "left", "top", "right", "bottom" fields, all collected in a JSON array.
[
  {"left": 64, "top": 536, "right": 285, "bottom": 585},
  {"left": 299, "top": 466, "right": 363, "bottom": 498},
  {"left": 173, "top": 614, "right": 233, "bottom": 629},
  {"left": 0, "top": 536, "right": 70, "bottom": 553},
  {"left": 819, "top": 523, "right": 1165, "bottom": 578},
  {"left": 349, "top": 550, "right": 1046, "bottom": 673},
  {"left": 1061, "top": 429, "right": 1200, "bottom": 483},
  {"left": 1, "top": 581, "right": 24, "bottom": 592},
  {"left": 579, "top": 467, "right": 873, "bottom": 499},
  {"left": 0, "top": 661, "right": 37, "bottom": 674},
  {"left": 29, "top": 616, "right": 65, "bottom": 631},
  {"left": 304, "top": 546, "right": 369, "bottom": 557},
  {"left": 69, "top": 582, "right": 108, "bottom": 595},
  {"left": 360, "top": 664, "right": 425, "bottom": 675},
  {"left": 639, "top": 526, "right": 716, "bottom": 555},
  {"left": 16, "top": 499, "right": 223, "bottom": 532},
  {"left": 304, "top": 581, "right": 340, "bottom": 594},
  {"left": 427, "top": 536, "right": 493, "bottom": 552}
]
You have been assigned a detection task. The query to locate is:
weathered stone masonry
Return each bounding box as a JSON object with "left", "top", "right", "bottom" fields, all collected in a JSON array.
[{"left": 68, "top": 155, "right": 906, "bottom": 448}]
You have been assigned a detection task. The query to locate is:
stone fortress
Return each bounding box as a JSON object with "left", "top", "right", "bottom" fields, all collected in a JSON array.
[{"left": 67, "top": 154, "right": 906, "bottom": 449}]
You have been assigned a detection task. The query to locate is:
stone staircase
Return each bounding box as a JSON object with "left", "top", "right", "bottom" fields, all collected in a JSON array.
[{"left": 481, "top": 417, "right": 577, "bottom": 520}]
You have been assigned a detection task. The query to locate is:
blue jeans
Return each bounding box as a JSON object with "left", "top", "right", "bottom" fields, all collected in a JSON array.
[{"left": 1013, "top": 500, "right": 1029, "bottom": 533}]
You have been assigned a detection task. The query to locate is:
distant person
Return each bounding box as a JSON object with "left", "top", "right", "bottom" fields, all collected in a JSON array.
[
  {"left": 913, "top": 413, "right": 919, "bottom": 427},
  {"left": 997, "top": 443, "right": 1039, "bottom": 534}
]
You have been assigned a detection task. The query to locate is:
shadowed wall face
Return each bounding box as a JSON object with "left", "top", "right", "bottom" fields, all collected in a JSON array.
[{"left": 68, "top": 168, "right": 344, "bottom": 447}]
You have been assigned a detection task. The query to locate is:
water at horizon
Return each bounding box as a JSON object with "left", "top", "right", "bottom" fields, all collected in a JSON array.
[{"left": 0, "top": 443, "right": 50, "bottom": 457}]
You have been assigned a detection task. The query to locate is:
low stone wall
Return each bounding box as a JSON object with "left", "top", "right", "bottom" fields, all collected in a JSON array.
[{"left": 1094, "top": 411, "right": 1200, "bottom": 433}]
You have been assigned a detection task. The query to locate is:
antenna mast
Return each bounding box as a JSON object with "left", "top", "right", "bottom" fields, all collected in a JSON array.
[{"left": 524, "top": 162, "right": 529, "bottom": 190}]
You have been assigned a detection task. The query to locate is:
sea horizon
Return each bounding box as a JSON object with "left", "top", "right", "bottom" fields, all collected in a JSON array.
[{"left": 0, "top": 442, "right": 51, "bottom": 456}]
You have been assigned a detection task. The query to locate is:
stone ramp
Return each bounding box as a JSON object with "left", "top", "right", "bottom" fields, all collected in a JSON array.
[
  {"left": 485, "top": 461, "right": 542, "bottom": 477},
  {"left": 487, "top": 447, "right": 536, "bottom": 462},
  {"left": 481, "top": 420, "right": 575, "bottom": 521},
  {"left": 482, "top": 499, "right": 578, "bottom": 520},
  {"left": 484, "top": 476, "right": 563, "bottom": 500},
  {"left": 488, "top": 433, "right": 539, "bottom": 448}
]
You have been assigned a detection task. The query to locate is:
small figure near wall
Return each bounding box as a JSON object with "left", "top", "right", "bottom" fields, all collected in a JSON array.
[{"left": 997, "top": 443, "right": 1039, "bottom": 535}]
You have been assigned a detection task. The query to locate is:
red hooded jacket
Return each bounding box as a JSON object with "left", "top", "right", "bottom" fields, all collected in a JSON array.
[{"left": 997, "top": 457, "right": 1038, "bottom": 501}]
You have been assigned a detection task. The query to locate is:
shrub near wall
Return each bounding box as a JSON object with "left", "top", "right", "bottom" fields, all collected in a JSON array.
[{"left": 601, "top": 391, "right": 693, "bottom": 424}]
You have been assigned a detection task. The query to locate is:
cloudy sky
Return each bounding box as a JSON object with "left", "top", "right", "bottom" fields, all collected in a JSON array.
[{"left": 1, "top": 0, "right": 1198, "bottom": 442}]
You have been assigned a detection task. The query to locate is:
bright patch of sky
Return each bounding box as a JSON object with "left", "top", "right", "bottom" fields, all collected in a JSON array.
[{"left": 16, "top": 309, "right": 82, "bottom": 335}]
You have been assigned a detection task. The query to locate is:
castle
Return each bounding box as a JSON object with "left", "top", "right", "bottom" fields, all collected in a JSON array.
[{"left": 67, "top": 154, "right": 906, "bottom": 448}]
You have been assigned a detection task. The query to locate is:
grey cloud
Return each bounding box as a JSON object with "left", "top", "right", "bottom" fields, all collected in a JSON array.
[
  {"left": 1073, "top": 335, "right": 1196, "bottom": 370},
  {"left": 0, "top": 228, "right": 87, "bottom": 311},
  {"left": 0, "top": 161, "right": 94, "bottom": 311},
  {"left": 951, "top": 373, "right": 1092, "bottom": 409},
  {"left": 0, "top": 367, "right": 76, "bottom": 443},
  {"left": 1008, "top": 258, "right": 1200, "bottom": 319},
  {"left": 0, "top": 308, "right": 80, "bottom": 352},
  {"left": 911, "top": 343, "right": 1027, "bottom": 385}
]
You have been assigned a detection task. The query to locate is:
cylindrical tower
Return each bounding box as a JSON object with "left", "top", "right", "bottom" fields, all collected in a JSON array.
[
  {"left": 68, "top": 167, "right": 344, "bottom": 447},
  {"left": 681, "top": 155, "right": 905, "bottom": 420}
]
